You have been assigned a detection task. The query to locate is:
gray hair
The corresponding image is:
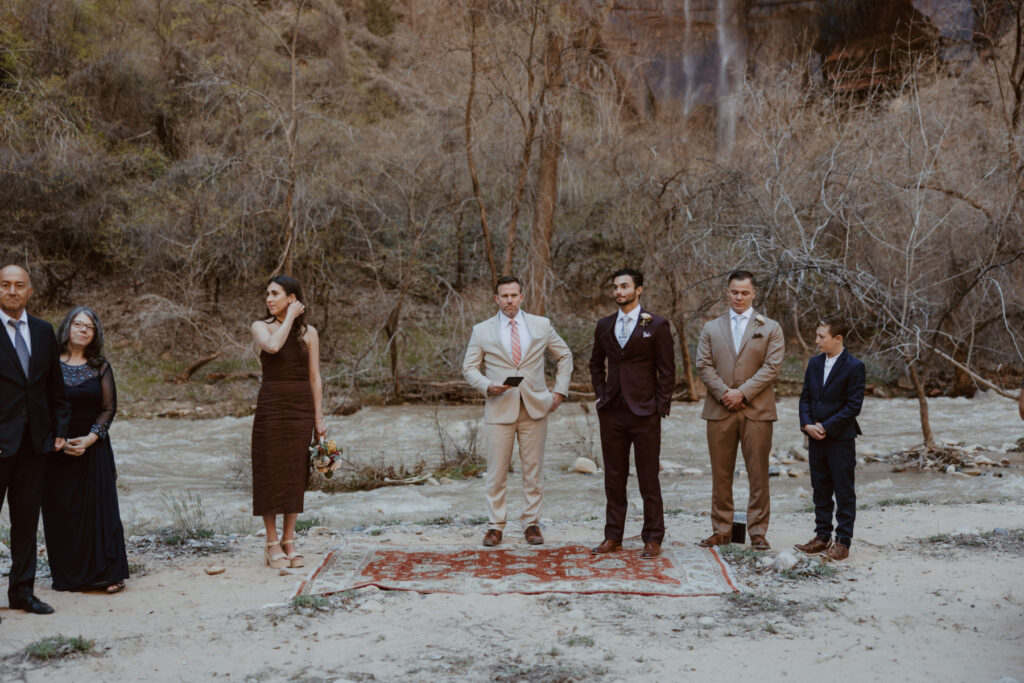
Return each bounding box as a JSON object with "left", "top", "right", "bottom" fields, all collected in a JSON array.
[{"left": 57, "top": 306, "right": 106, "bottom": 367}]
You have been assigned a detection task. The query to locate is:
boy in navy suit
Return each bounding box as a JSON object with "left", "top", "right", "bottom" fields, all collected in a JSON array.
[{"left": 795, "top": 317, "right": 865, "bottom": 561}]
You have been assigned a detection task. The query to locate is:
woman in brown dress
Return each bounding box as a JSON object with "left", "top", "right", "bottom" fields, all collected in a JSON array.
[{"left": 250, "top": 276, "right": 326, "bottom": 569}]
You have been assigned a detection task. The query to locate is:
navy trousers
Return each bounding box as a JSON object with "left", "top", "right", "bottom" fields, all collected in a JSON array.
[{"left": 808, "top": 438, "right": 856, "bottom": 546}]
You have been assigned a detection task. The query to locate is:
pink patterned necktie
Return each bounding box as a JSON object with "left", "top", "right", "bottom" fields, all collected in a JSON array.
[{"left": 510, "top": 320, "right": 521, "bottom": 366}]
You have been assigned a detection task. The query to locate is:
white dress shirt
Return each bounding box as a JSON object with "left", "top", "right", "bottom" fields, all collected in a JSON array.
[
  {"left": 0, "top": 308, "right": 31, "bottom": 355},
  {"left": 823, "top": 352, "right": 841, "bottom": 385},
  {"left": 615, "top": 307, "right": 640, "bottom": 347},
  {"left": 730, "top": 308, "right": 753, "bottom": 354},
  {"left": 497, "top": 311, "right": 531, "bottom": 360}
]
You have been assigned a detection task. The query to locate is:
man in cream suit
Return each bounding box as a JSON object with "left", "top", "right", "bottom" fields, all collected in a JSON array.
[
  {"left": 466, "top": 274, "right": 577, "bottom": 548},
  {"left": 696, "top": 270, "right": 784, "bottom": 550},
  {"left": 463, "top": 276, "right": 573, "bottom": 547}
]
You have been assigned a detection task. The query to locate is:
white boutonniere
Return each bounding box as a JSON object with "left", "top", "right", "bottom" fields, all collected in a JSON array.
[
  {"left": 751, "top": 313, "right": 766, "bottom": 338},
  {"left": 639, "top": 313, "right": 653, "bottom": 327}
]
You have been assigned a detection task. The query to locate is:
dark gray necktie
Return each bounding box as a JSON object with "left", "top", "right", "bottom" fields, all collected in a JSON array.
[{"left": 8, "top": 319, "right": 30, "bottom": 376}]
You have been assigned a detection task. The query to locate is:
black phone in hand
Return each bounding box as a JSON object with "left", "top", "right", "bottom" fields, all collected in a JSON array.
[{"left": 503, "top": 376, "right": 524, "bottom": 387}]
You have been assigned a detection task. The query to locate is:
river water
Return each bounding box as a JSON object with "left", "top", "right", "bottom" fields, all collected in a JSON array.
[{"left": 68, "top": 393, "right": 1020, "bottom": 535}]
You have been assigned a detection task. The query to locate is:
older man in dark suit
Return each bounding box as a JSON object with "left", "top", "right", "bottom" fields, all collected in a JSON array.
[
  {"left": 0, "top": 265, "right": 70, "bottom": 618},
  {"left": 795, "top": 316, "right": 865, "bottom": 562},
  {"left": 589, "top": 268, "right": 676, "bottom": 559}
]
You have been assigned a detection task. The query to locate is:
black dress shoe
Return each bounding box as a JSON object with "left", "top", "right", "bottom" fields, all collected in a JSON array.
[{"left": 10, "top": 595, "right": 55, "bottom": 615}]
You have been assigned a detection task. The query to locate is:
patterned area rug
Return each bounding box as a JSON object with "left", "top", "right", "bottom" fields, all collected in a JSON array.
[{"left": 294, "top": 538, "right": 741, "bottom": 598}]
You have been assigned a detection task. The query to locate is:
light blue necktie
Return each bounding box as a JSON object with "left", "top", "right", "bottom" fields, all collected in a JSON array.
[
  {"left": 617, "top": 316, "right": 630, "bottom": 348},
  {"left": 8, "top": 319, "right": 30, "bottom": 376},
  {"left": 733, "top": 315, "right": 744, "bottom": 354}
]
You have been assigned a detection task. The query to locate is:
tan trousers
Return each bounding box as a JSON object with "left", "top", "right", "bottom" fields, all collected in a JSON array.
[
  {"left": 484, "top": 401, "right": 548, "bottom": 530},
  {"left": 707, "top": 412, "right": 774, "bottom": 538}
]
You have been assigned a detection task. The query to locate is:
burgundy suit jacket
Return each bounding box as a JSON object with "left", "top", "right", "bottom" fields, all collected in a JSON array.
[{"left": 589, "top": 308, "right": 676, "bottom": 417}]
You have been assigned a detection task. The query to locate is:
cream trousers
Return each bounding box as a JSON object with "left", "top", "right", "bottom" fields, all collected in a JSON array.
[{"left": 484, "top": 401, "right": 548, "bottom": 530}]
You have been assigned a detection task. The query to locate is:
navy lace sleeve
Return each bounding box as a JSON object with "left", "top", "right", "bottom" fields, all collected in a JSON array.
[{"left": 90, "top": 362, "right": 118, "bottom": 439}]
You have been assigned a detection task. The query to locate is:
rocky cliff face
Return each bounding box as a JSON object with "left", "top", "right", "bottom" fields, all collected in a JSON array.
[{"left": 598, "top": 0, "right": 1004, "bottom": 113}]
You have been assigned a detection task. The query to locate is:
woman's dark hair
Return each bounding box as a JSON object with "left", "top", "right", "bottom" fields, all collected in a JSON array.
[
  {"left": 57, "top": 306, "right": 105, "bottom": 368},
  {"left": 263, "top": 275, "right": 307, "bottom": 344}
]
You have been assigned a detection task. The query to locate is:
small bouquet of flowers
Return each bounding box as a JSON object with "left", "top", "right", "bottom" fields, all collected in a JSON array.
[{"left": 309, "top": 437, "right": 343, "bottom": 478}]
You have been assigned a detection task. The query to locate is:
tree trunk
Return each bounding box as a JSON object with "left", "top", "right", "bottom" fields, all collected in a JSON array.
[
  {"left": 791, "top": 306, "right": 813, "bottom": 371},
  {"left": 672, "top": 313, "right": 697, "bottom": 401},
  {"left": 272, "top": 1, "right": 305, "bottom": 278},
  {"left": 464, "top": 1, "right": 498, "bottom": 287},
  {"left": 906, "top": 359, "right": 936, "bottom": 459},
  {"left": 454, "top": 208, "right": 465, "bottom": 290},
  {"left": 502, "top": 106, "right": 537, "bottom": 277},
  {"left": 950, "top": 343, "right": 976, "bottom": 398},
  {"left": 282, "top": 169, "right": 295, "bottom": 277},
  {"left": 176, "top": 351, "right": 222, "bottom": 383},
  {"left": 384, "top": 295, "right": 405, "bottom": 401},
  {"left": 526, "top": 32, "right": 563, "bottom": 315}
]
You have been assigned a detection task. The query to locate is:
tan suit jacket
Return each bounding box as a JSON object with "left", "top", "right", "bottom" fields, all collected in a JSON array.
[
  {"left": 696, "top": 310, "right": 784, "bottom": 421},
  {"left": 463, "top": 312, "right": 573, "bottom": 424}
]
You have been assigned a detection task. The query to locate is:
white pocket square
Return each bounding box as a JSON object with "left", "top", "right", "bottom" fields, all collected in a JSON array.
[{"left": 642, "top": 331, "right": 652, "bottom": 338}]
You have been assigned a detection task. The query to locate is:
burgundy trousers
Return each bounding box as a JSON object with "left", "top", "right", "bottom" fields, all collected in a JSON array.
[{"left": 598, "top": 399, "right": 664, "bottom": 544}]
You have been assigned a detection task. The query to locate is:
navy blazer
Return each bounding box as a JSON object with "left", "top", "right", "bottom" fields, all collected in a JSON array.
[
  {"left": 0, "top": 313, "right": 70, "bottom": 457},
  {"left": 589, "top": 307, "right": 676, "bottom": 417},
  {"left": 798, "top": 349, "right": 865, "bottom": 441}
]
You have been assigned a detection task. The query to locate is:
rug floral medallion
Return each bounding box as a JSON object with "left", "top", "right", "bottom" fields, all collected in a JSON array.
[{"left": 295, "top": 538, "right": 742, "bottom": 598}]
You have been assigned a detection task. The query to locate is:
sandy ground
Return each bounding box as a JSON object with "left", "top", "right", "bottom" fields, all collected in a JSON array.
[{"left": 1, "top": 502, "right": 1023, "bottom": 682}]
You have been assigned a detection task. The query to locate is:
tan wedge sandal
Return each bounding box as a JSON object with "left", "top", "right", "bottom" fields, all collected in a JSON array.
[
  {"left": 281, "top": 538, "right": 304, "bottom": 568},
  {"left": 265, "top": 541, "right": 289, "bottom": 569}
]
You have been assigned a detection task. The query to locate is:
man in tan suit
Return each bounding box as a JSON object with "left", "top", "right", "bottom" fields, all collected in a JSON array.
[
  {"left": 463, "top": 276, "right": 573, "bottom": 547},
  {"left": 696, "top": 270, "right": 784, "bottom": 550}
]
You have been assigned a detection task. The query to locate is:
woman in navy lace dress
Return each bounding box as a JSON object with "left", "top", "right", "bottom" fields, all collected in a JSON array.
[{"left": 41, "top": 307, "right": 129, "bottom": 593}]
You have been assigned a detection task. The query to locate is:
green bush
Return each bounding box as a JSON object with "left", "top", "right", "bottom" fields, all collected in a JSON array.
[{"left": 25, "top": 635, "right": 94, "bottom": 660}]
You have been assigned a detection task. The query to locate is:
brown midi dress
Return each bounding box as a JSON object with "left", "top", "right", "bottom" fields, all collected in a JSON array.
[{"left": 251, "top": 331, "right": 313, "bottom": 515}]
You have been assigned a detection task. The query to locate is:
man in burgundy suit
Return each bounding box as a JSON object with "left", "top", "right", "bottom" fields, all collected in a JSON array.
[{"left": 589, "top": 268, "right": 676, "bottom": 559}]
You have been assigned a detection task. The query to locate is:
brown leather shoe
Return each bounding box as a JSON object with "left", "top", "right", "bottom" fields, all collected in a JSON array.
[
  {"left": 524, "top": 525, "right": 544, "bottom": 545},
  {"left": 698, "top": 533, "right": 732, "bottom": 547},
  {"left": 794, "top": 537, "right": 829, "bottom": 554},
  {"left": 640, "top": 542, "right": 662, "bottom": 559},
  {"left": 822, "top": 541, "right": 849, "bottom": 561},
  {"left": 591, "top": 539, "right": 622, "bottom": 555},
  {"left": 750, "top": 535, "right": 771, "bottom": 551},
  {"left": 482, "top": 529, "right": 502, "bottom": 547}
]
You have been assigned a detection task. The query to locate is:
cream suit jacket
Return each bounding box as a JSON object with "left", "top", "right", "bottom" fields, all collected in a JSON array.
[
  {"left": 696, "top": 310, "right": 784, "bottom": 421},
  {"left": 463, "top": 312, "right": 573, "bottom": 424}
]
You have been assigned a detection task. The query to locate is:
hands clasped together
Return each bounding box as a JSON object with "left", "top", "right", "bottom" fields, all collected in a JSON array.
[
  {"left": 804, "top": 422, "right": 827, "bottom": 440},
  {"left": 62, "top": 433, "right": 98, "bottom": 456},
  {"left": 721, "top": 388, "right": 746, "bottom": 411}
]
